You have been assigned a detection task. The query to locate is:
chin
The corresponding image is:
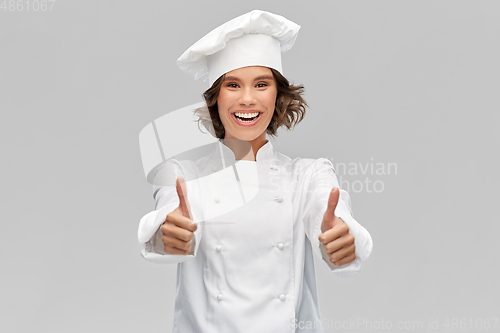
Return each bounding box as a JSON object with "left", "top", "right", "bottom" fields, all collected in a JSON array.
[{"left": 228, "top": 132, "right": 264, "bottom": 142}]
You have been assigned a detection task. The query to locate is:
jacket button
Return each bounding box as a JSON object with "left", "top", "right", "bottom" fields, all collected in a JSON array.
[
  {"left": 217, "top": 293, "right": 223, "bottom": 301},
  {"left": 279, "top": 294, "right": 286, "bottom": 301},
  {"left": 214, "top": 196, "right": 220, "bottom": 203},
  {"left": 216, "top": 245, "right": 222, "bottom": 252},
  {"left": 277, "top": 243, "right": 284, "bottom": 250},
  {"left": 274, "top": 196, "right": 283, "bottom": 202}
]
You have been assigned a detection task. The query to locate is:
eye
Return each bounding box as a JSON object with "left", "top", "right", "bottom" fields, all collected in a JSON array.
[
  {"left": 226, "top": 83, "right": 239, "bottom": 88},
  {"left": 256, "top": 82, "right": 268, "bottom": 88}
]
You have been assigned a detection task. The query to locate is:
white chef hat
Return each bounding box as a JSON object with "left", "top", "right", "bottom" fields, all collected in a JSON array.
[{"left": 177, "top": 9, "right": 301, "bottom": 86}]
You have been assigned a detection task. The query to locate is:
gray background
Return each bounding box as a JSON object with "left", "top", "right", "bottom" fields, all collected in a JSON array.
[{"left": 1, "top": 0, "right": 499, "bottom": 332}]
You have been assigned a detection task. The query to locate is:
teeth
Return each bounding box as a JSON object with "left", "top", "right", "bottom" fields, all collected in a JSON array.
[
  {"left": 235, "top": 112, "right": 259, "bottom": 118},
  {"left": 237, "top": 118, "right": 255, "bottom": 123}
]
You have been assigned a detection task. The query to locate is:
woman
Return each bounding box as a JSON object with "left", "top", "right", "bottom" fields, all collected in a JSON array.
[{"left": 138, "top": 10, "right": 373, "bottom": 333}]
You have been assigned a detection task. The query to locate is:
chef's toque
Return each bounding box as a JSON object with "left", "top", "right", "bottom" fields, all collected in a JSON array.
[{"left": 176, "top": 9, "right": 301, "bottom": 86}]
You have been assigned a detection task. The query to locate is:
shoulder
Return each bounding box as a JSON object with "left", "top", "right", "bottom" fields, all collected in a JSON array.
[
  {"left": 151, "top": 158, "right": 199, "bottom": 187},
  {"left": 272, "top": 150, "right": 316, "bottom": 168},
  {"left": 272, "top": 149, "right": 335, "bottom": 173},
  {"left": 269, "top": 149, "right": 335, "bottom": 181},
  {"left": 290, "top": 157, "right": 335, "bottom": 173}
]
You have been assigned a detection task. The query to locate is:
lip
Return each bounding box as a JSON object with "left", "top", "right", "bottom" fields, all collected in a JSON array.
[{"left": 231, "top": 111, "right": 263, "bottom": 127}]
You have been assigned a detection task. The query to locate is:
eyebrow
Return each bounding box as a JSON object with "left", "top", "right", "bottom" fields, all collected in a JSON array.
[{"left": 223, "top": 75, "right": 274, "bottom": 82}]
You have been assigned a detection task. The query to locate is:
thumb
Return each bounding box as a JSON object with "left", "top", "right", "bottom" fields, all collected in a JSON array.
[
  {"left": 176, "top": 177, "right": 193, "bottom": 220},
  {"left": 322, "top": 187, "right": 339, "bottom": 230}
]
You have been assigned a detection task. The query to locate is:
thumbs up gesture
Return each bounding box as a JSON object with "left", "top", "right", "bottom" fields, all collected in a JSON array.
[
  {"left": 318, "top": 187, "right": 356, "bottom": 266},
  {"left": 160, "top": 177, "right": 198, "bottom": 255}
]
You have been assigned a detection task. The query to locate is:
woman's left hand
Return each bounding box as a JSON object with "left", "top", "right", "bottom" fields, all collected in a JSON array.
[{"left": 318, "top": 187, "right": 356, "bottom": 267}]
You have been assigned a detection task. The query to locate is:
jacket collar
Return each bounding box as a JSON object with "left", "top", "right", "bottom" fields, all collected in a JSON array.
[{"left": 210, "top": 138, "right": 276, "bottom": 169}]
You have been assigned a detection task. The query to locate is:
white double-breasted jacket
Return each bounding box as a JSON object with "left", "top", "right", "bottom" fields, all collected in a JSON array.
[{"left": 138, "top": 139, "right": 373, "bottom": 332}]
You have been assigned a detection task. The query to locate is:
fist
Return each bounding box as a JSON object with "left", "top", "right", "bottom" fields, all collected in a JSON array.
[
  {"left": 318, "top": 187, "right": 356, "bottom": 266},
  {"left": 160, "top": 177, "right": 198, "bottom": 255}
]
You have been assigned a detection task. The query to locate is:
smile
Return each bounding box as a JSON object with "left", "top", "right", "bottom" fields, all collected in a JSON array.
[{"left": 232, "top": 111, "right": 262, "bottom": 126}]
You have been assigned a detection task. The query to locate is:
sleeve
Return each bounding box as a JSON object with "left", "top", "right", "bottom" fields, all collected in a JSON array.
[
  {"left": 301, "top": 158, "right": 373, "bottom": 277},
  {"left": 137, "top": 160, "right": 204, "bottom": 265}
]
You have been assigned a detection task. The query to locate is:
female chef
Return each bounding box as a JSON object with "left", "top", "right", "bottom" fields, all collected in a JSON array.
[{"left": 138, "top": 10, "right": 373, "bottom": 333}]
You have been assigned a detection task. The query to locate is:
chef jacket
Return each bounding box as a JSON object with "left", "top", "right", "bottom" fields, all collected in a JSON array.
[{"left": 138, "top": 139, "right": 373, "bottom": 333}]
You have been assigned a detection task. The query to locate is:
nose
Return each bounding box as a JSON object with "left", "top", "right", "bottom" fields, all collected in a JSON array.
[{"left": 238, "top": 87, "right": 256, "bottom": 106}]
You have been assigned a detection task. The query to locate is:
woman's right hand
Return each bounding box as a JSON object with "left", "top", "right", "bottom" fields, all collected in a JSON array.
[{"left": 160, "top": 177, "right": 198, "bottom": 255}]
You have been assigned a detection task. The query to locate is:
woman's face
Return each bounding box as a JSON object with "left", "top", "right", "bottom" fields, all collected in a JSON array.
[{"left": 217, "top": 66, "right": 277, "bottom": 143}]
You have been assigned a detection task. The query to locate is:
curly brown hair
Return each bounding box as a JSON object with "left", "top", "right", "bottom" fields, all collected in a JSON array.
[{"left": 193, "top": 68, "right": 307, "bottom": 139}]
